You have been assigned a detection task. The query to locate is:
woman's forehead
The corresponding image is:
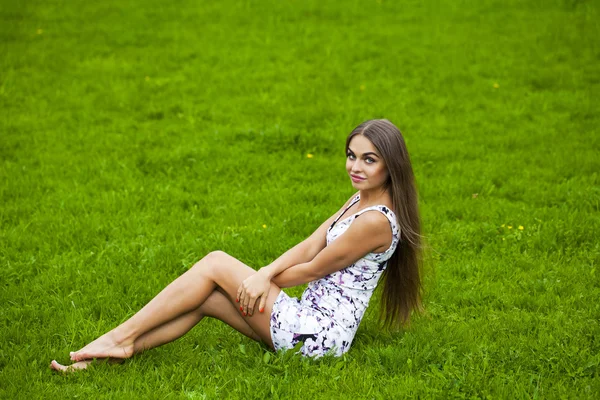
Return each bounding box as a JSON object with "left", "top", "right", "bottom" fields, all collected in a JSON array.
[{"left": 348, "top": 135, "right": 378, "bottom": 154}]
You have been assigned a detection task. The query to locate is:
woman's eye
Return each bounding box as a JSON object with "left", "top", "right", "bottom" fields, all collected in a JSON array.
[
  {"left": 366, "top": 157, "right": 375, "bottom": 164},
  {"left": 347, "top": 153, "right": 355, "bottom": 159}
]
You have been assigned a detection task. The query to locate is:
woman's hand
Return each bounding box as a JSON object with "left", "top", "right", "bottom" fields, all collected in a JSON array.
[{"left": 236, "top": 269, "right": 271, "bottom": 317}]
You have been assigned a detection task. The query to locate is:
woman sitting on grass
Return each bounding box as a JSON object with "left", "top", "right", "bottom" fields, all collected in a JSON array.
[{"left": 50, "top": 119, "right": 423, "bottom": 372}]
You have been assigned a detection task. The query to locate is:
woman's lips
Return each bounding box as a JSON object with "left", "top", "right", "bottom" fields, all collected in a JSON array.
[{"left": 351, "top": 174, "right": 366, "bottom": 182}]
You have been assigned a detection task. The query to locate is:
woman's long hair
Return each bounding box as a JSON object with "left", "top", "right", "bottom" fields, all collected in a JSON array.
[{"left": 345, "top": 119, "right": 423, "bottom": 329}]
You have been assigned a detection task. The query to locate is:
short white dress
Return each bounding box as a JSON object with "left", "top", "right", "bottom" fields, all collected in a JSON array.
[{"left": 269, "top": 194, "right": 400, "bottom": 357}]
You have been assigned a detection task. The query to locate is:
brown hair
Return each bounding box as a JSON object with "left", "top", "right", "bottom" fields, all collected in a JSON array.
[{"left": 345, "top": 119, "right": 423, "bottom": 328}]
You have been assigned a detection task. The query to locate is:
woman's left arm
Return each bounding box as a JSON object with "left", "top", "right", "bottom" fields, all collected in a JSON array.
[{"left": 271, "top": 212, "right": 392, "bottom": 288}]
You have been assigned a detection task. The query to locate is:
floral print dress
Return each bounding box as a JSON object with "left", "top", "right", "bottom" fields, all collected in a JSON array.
[{"left": 269, "top": 194, "right": 400, "bottom": 357}]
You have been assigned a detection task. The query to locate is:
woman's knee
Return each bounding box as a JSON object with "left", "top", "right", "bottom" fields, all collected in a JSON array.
[
  {"left": 191, "top": 251, "right": 229, "bottom": 274},
  {"left": 204, "top": 250, "right": 229, "bottom": 264}
]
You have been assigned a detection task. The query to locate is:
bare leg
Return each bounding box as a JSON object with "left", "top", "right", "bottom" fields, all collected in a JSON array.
[
  {"left": 51, "top": 288, "right": 261, "bottom": 372},
  {"left": 68, "top": 251, "right": 280, "bottom": 362},
  {"left": 133, "top": 287, "right": 261, "bottom": 353}
]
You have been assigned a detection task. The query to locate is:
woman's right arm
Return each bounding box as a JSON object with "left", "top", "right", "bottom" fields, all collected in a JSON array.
[
  {"left": 260, "top": 194, "right": 357, "bottom": 284},
  {"left": 237, "top": 193, "right": 357, "bottom": 315}
]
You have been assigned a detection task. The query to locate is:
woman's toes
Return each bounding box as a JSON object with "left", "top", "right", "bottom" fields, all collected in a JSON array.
[
  {"left": 50, "top": 360, "right": 67, "bottom": 372},
  {"left": 50, "top": 359, "right": 92, "bottom": 373},
  {"left": 71, "top": 351, "right": 85, "bottom": 361}
]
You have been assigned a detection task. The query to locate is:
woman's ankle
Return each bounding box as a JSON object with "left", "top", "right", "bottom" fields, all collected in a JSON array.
[{"left": 110, "top": 326, "right": 138, "bottom": 345}]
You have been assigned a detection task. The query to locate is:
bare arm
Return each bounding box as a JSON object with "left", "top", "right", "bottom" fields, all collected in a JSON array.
[
  {"left": 270, "top": 211, "right": 392, "bottom": 288},
  {"left": 237, "top": 193, "right": 358, "bottom": 315},
  {"left": 260, "top": 193, "right": 358, "bottom": 281}
]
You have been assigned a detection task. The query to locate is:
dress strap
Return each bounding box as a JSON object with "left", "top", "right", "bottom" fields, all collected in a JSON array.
[{"left": 330, "top": 194, "right": 360, "bottom": 228}]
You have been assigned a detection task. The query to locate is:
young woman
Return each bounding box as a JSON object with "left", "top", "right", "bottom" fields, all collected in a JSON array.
[{"left": 50, "top": 119, "right": 422, "bottom": 372}]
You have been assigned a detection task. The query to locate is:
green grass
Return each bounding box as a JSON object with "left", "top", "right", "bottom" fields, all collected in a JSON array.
[{"left": 1, "top": 0, "right": 599, "bottom": 398}]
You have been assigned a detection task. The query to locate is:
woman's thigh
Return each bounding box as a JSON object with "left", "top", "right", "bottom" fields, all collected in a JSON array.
[{"left": 196, "top": 251, "right": 281, "bottom": 349}]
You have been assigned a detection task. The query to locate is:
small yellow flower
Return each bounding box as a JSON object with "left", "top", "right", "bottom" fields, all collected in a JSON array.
[
  {"left": 493, "top": 82, "right": 499, "bottom": 89},
  {"left": 262, "top": 224, "right": 267, "bottom": 229},
  {"left": 360, "top": 84, "right": 366, "bottom": 91},
  {"left": 518, "top": 226, "right": 524, "bottom": 230},
  {"left": 501, "top": 224, "right": 505, "bottom": 227},
  {"left": 145, "top": 76, "right": 150, "bottom": 81},
  {"left": 507, "top": 225, "right": 513, "bottom": 229},
  {"left": 307, "top": 154, "right": 313, "bottom": 158}
]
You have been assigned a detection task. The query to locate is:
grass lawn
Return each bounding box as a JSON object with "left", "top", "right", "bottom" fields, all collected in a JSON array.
[{"left": 1, "top": 0, "right": 599, "bottom": 398}]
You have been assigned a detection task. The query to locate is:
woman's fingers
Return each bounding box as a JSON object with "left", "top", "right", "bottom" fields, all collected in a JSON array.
[
  {"left": 238, "top": 294, "right": 264, "bottom": 317},
  {"left": 242, "top": 294, "right": 260, "bottom": 316},
  {"left": 247, "top": 296, "right": 258, "bottom": 316},
  {"left": 238, "top": 280, "right": 252, "bottom": 315},
  {"left": 238, "top": 278, "right": 268, "bottom": 316},
  {"left": 236, "top": 285, "right": 244, "bottom": 315},
  {"left": 258, "top": 294, "right": 268, "bottom": 314},
  {"left": 236, "top": 271, "right": 272, "bottom": 317},
  {"left": 236, "top": 285, "right": 242, "bottom": 303},
  {"left": 242, "top": 292, "right": 252, "bottom": 316},
  {"left": 241, "top": 295, "right": 252, "bottom": 316}
]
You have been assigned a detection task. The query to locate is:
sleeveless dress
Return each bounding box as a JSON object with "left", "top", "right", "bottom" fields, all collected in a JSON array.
[{"left": 269, "top": 194, "right": 400, "bottom": 358}]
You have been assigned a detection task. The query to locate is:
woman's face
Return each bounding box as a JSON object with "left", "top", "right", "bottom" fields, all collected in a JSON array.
[{"left": 346, "top": 135, "right": 389, "bottom": 190}]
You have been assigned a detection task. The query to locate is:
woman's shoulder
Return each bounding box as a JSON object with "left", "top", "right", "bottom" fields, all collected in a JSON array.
[
  {"left": 355, "top": 196, "right": 397, "bottom": 231},
  {"left": 356, "top": 204, "right": 397, "bottom": 230}
]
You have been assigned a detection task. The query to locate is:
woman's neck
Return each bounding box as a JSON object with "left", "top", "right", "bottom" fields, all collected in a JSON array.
[{"left": 357, "top": 187, "right": 391, "bottom": 207}]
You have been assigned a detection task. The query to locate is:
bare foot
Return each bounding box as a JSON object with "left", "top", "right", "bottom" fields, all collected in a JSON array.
[
  {"left": 49, "top": 359, "right": 92, "bottom": 373},
  {"left": 70, "top": 331, "right": 134, "bottom": 362},
  {"left": 49, "top": 358, "right": 123, "bottom": 373}
]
